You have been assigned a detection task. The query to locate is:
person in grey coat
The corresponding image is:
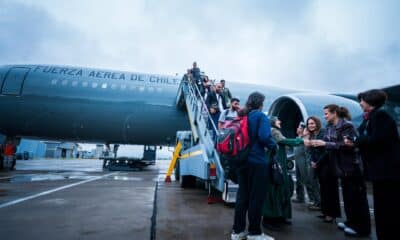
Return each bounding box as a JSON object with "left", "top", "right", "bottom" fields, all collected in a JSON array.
[{"left": 292, "top": 122, "right": 320, "bottom": 210}]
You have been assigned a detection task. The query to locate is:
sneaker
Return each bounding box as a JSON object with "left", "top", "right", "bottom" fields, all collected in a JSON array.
[
  {"left": 247, "top": 233, "right": 275, "bottom": 240},
  {"left": 344, "top": 227, "right": 359, "bottom": 236},
  {"left": 337, "top": 222, "right": 347, "bottom": 230},
  {"left": 231, "top": 231, "right": 248, "bottom": 240}
]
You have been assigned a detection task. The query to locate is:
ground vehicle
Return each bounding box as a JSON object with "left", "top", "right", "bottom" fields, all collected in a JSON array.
[{"left": 172, "top": 79, "right": 238, "bottom": 203}]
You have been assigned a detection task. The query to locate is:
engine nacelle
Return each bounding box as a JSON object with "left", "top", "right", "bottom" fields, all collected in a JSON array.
[{"left": 268, "top": 93, "right": 363, "bottom": 138}]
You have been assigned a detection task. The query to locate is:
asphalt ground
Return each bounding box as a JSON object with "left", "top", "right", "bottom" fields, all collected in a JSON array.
[{"left": 0, "top": 159, "right": 376, "bottom": 240}]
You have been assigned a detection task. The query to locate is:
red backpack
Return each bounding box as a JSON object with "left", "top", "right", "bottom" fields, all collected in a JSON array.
[{"left": 216, "top": 115, "right": 251, "bottom": 164}]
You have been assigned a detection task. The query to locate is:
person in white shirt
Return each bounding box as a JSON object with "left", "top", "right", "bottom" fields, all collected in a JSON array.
[{"left": 218, "top": 97, "right": 240, "bottom": 129}]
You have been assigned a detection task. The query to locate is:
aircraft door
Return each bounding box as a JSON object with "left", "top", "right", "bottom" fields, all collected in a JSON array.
[{"left": 1, "top": 67, "right": 30, "bottom": 95}]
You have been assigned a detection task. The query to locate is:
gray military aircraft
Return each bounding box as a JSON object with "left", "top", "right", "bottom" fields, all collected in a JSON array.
[{"left": 0, "top": 64, "right": 399, "bottom": 158}]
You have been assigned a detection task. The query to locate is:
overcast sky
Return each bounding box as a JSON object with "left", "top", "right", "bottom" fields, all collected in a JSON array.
[{"left": 1, "top": 0, "right": 399, "bottom": 92}]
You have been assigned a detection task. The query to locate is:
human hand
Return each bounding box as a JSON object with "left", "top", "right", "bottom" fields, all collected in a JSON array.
[
  {"left": 312, "top": 140, "right": 326, "bottom": 147},
  {"left": 311, "top": 161, "right": 317, "bottom": 169},
  {"left": 303, "top": 139, "right": 311, "bottom": 147},
  {"left": 303, "top": 129, "right": 309, "bottom": 136},
  {"left": 343, "top": 137, "right": 354, "bottom": 146}
]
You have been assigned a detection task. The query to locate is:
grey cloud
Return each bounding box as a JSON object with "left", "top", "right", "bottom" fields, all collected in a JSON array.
[
  {"left": 1, "top": 0, "right": 399, "bottom": 93},
  {"left": 0, "top": 2, "right": 52, "bottom": 62},
  {"left": 0, "top": 1, "right": 106, "bottom": 66}
]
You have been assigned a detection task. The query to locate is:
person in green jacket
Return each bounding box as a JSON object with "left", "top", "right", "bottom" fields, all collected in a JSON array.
[{"left": 262, "top": 116, "right": 303, "bottom": 231}]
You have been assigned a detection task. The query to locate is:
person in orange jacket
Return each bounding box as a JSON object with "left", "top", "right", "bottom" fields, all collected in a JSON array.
[{"left": 3, "top": 140, "right": 16, "bottom": 170}]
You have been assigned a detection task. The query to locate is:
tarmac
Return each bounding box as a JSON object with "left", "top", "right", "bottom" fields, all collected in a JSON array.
[{"left": 0, "top": 159, "right": 376, "bottom": 240}]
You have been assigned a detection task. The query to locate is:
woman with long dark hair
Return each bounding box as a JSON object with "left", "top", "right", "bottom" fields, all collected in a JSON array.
[
  {"left": 313, "top": 104, "right": 371, "bottom": 237},
  {"left": 303, "top": 116, "right": 322, "bottom": 211},
  {"left": 231, "top": 92, "right": 276, "bottom": 240}
]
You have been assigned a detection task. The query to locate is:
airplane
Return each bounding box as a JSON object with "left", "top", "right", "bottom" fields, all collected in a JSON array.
[{"left": 0, "top": 64, "right": 399, "bottom": 168}]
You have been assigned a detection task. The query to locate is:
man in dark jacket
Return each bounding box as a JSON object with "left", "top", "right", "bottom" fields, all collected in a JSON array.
[
  {"left": 220, "top": 79, "right": 232, "bottom": 107},
  {"left": 205, "top": 83, "right": 227, "bottom": 112},
  {"left": 346, "top": 89, "right": 400, "bottom": 240},
  {"left": 191, "top": 61, "right": 201, "bottom": 82}
]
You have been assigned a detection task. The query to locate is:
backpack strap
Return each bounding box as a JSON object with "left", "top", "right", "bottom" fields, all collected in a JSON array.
[{"left": 224, "top": 109, "right": 230, "bottom": 117}]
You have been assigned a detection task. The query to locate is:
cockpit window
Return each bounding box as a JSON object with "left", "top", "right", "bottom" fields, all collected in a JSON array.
[{"left": 1, "top": 67, "right": 30, "bottom": 95}]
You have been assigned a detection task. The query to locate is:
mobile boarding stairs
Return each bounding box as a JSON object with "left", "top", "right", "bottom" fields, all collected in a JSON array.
[{"left": 165, "top": 78, "right": 238, "bottom": 203}]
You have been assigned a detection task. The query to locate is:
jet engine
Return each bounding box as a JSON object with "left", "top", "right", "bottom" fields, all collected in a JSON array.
[
  {"left": 268, "top": 93, "right": 362, "bottom": 172},
  {"left": 268, "top": 93, "right": 363, "bottom": 138}
]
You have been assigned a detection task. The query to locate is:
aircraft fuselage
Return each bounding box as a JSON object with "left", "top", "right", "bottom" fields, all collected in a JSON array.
[{"left": 0, "top": 65, "right": 189, "bottom": 145}]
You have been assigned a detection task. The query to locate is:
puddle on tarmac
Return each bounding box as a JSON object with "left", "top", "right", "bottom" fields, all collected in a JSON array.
[
  {"left": 10, "top": 174, "right": 67, "bottom": 183},
  {"left": 8, "top": 172, "right": 143, "bottom": 182},
  {"left": 67, "top": 175, "right": 96, "bottom": 180},
  {"left": 41, "top": 198, "right": 68, "bottom": 205},
  {"left": 111, "top": 176, "right": 143, "bottom": 181},
  {"left": 64, "top": 172, "right": 96, "bottom": 180},
  {"left": 9, "top": 172, "right": 97, "bottom": 183}
]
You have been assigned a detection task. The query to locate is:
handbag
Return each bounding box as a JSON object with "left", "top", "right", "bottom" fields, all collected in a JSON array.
[{"left": 270, "top": 154, "right": 284, "bottom": 185}]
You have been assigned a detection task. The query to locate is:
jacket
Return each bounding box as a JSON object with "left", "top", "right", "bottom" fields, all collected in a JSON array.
[
  {"left": 307, "top": 129, "right": 326, "bottom": 164},
  {"left": 247, "top": 110, "right": 277, "bottom": 164},
  {"left": 323, "top": 119, "right": 361, "bottom": 177},
  {"left": 355, "top": 108, "right": 400, "bottom": 181},
  {"left": 307, "top": 129, "right": 327, "bottom": 177},
  {"left": 4, "top": 144, "right": 16, "bottom": 156},
  {"left": 263, "top": 127, "right": 298, "bottom": 219},
  {"left": 205, "top": 91, "right": 227, "bottom": 111}
]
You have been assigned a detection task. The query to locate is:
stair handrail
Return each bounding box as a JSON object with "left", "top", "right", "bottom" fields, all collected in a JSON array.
[
  {"left": 178, "top": 76, "right": 226, "bottom": 191},
  {"left": 183, "top": 79, "right": 219, "bottom": 135}
]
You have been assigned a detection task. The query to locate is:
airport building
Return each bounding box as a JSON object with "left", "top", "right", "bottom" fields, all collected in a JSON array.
[
  {"left": 16, "top": 139, "right": 47, "bottom": 159},
  {"left": 93, "top": 144, "right": 104, "bottom": 158},
  {"left": 16, "top": 139, "right": 80, "bottom": 159},
  {"left": 44, "top": 142, "right": 80, "bottom": 158}
]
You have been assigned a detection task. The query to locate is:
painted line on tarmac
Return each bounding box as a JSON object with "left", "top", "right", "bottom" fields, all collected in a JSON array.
[{"left": 0, "top": 172, "right": 118, "bottom": 209}]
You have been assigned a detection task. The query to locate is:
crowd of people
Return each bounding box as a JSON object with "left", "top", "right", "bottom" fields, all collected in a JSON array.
[
  {"left": 184, "top": 62, "right": 399, "bottom": 240},
  {"left": 230, "top": 89, "right": 399, "bottom": 240},
  {"left": 183, "top": 62, "right": 235, "bottom": 135}
]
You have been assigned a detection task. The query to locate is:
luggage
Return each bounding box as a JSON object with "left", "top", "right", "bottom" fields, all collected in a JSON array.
[{"left": 216, "top": 116, "right": 251, "bottom": 182}]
